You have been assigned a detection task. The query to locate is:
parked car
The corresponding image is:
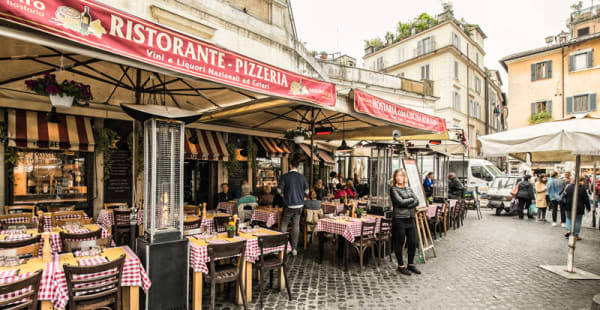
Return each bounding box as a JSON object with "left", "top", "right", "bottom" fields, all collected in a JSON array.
[{"left": 487, "top": 176, "right": 521, "bottom": 215}]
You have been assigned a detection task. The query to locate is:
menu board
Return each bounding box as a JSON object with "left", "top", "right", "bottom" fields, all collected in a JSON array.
[
  {"left": 103, "top": 120, "right": 133, "bottom": 205},
  {"left": 402, "top": 159, "right": 427, "bottom": 208}
]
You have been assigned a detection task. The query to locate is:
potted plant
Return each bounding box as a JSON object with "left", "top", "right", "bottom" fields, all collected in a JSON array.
[
  {"left": 355, "top": 207, "right": 365, "bottom": 219},
  {"left": 226, "top": 220, "right": 236, "bottom": 238},
  {"left": 320, "top": 51, "right": 328, "bottom": 60},
  {"left": 310, "top": 50, "right": 318, "bottom": 57},
  {"left": 25, "top": 73, "right": 93, "bottom": 108},
  {"left": 285, "top": 127, "right": 310, "bottom": 144}
]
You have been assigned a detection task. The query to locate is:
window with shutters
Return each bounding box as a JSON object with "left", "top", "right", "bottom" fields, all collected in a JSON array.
[
  {"left": 475, "top": 77, "right": 481, "bottom": 94},
  {"left": 533, "top": 101, "right": 547, "bottom": 114},
  {"left": 376, "top": 57, "right": 384, "bottom": 71},
  {"left": 453, "top": 33, "right": 461, "bottom": 50},
  {"left": 420, "top": 64, "right": 431, "bottom": 80},
  {"left": 453, "top": 91, "right": 461, "bottom": 111},
  {"left": 577, "top": 27, "right": 590, "bottom": 37},
  {"left": 567, "top": 94, "right": 597, "bottom": 113},
  {"left": 531, "top": 61, "right": 552, "bottom": 81},
  {"left": 570, "top": 50, "right": 593, "bottom": 71},
  {"left": 454, "top": 61, "right": 459, "bottom": 80},
  {"left": 417, "top": 37, "right": 434, "bottom": 56},
  {"left": 574, "top": 95, "right": 589, "bottom": 112}
]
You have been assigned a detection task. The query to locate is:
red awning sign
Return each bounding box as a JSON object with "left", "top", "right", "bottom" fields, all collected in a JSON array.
[
  {"left": 0, "top": 0, "right": 336, "bottom": 107},
  {"left": 353, "top": 89, "right": 446, "bottom": 133}
]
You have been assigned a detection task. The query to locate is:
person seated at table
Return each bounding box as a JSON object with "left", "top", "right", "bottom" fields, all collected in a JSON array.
[
  {"left": 258, "top": 185, "right": 274, "bottom": 206},
  {"left": 304, "top": 189, "right": 323, "bottom": 240},
  {"left": 423, "top": 172, "right": 434, "bottom": 200},
  {"left": 344, "top": 180, "right": 357, "bottom": 198},
  {"left": 216, "top": 183, "right": 231, "bottom": 203},
  {"left": 448, "top": 173, "right": 464, "bottom": 199},
  {"left": 236, "top": 184, "right": 257, "bottom": 208},
  {"left": 334, "top": 184, "right": 347, "bottom": 200},
  {"left": 314, "top": 179, "right": 327, "bottom": 200}
]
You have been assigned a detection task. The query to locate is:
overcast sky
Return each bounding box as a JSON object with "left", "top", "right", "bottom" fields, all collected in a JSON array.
[{"left": 291, "top": 0, "right": 576, "bottom": 91}]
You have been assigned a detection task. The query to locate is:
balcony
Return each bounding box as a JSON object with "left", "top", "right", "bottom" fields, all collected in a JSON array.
[{"left": 414, "top": 39, "right": 436, "bottom": 57}]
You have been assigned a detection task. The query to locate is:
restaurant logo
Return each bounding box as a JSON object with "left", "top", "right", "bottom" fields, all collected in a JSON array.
[
  {"left": 53, "top": 5, "right": 105, "bottom": 38},
  {"left": 289, "top": 80, "right": 309, "bottom": 95}
]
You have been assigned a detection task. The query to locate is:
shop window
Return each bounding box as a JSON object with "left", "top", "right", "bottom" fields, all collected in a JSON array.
[
  {"left": 255, "top": 157, "right": 281, "bottom": 189},
  {"left": 12, "top": 150, "right": 87, "bottom": 204}
]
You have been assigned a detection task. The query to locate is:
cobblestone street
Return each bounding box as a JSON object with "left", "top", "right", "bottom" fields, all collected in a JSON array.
[{"left": 210, "top": 209, "right": 600, "bottom": 309}]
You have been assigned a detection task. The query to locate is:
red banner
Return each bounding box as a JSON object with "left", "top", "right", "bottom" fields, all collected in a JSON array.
[
  {"left": 353, "top": 89, "right": 446, "bottom": 133},
  {"left": 0, "top": 0, "right": 336, "bottom": 107}
]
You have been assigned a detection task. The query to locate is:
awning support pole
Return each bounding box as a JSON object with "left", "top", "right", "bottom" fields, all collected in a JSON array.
[
  {"left": 309, "top": 108, "right": 315, "bottom": 188},
  {"left": 567, "top": 154, "right": 581, "bottom": 273}
]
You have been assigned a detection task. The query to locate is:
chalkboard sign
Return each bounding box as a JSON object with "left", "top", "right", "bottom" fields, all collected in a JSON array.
[
  {"left": 103, "top": 120, "right": 132, "bottom": 206},
  {"left": 402, "top": 159, "right": 427, "bottom": 208}
]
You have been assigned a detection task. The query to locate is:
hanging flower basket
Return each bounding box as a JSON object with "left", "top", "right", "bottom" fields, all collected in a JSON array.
[
  {"left": 285, "top": 127, "right": 310, "bottom": 144},
  {"left": 25, "top": 73, "right": 93, "bottom": 107},
  {"left": 49, "top": 94, "right": 75, "bottom": 108}
]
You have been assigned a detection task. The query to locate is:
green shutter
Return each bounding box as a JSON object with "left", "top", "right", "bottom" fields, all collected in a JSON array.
[
  {"left": 531, "top": 63, "right": 536, "bottom": 81},
  {"left": 569, "top": 55, "right": 575, "bottom": 71},
  {"left": 547, "top": 61, "right": 552, "bottom": 78},
  {"left": 567, "top": 96, "right": 574, "bottom": 113},
  {"left": 546, "top": 100, "right": 552, "bottom": 115},
  {"left": 587, "top": 51, "right": 594, "bottom": 68},
  {"left": 531, "top": 102, "right": 536, "bottom": 115},
  {"left": 590, "top": 93, "right": 597, "bottom": 111}
]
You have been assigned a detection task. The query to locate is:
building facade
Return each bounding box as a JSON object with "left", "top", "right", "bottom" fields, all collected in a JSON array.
[
  {"left": 501, "top": 4, "right": 600, "bottom": 130},
  {"left": 362, "top": 7, "right": 505, "bottom": 156}
]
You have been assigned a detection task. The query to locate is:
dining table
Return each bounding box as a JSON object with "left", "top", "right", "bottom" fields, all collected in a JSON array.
[
  {"left": 199, "top": 212, "right": 233, "bottom": 233},
  {"left": 96, "top": 209, "right": 144, "bottom": 231},
  {"left": 188, "top": 227, "right": 290, "bottom": 310},
  {"left": 315, "top": 214, "right": 382, "bottom": 271},
  {"left": 40, "top": 212, "right": 90, "bottom": 232},
  {"left": 216, "top": 201, "right": 238, "bottom": 215},
  {"left": 250, "top": 208, "right": 280, "bottom": 228}
]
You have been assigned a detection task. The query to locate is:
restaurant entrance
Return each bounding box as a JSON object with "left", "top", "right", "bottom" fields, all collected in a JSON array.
[{"left": 183, "top": 160, "right": 217, "bottom": 207}]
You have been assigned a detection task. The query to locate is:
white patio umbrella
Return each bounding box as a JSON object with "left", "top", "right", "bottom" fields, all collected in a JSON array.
[{"left": 479, "top": 114, "right": 600, "bottom": 277}]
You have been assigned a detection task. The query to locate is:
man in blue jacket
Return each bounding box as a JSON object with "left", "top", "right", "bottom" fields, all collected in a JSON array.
[{"left": 279, "top": 158, "right": 309, "bottom": 255}]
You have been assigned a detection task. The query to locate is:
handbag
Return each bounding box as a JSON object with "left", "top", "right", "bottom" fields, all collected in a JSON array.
[
  {"left": 559, "top": 184, "right": 571, "bottom": 206},
  {"left": 509, "top": 199, "right": 519, "bottom": 214},
  {"left": 510, "top": 184, "right": 519, "bottom": 197},
  {"left": 528, "top": 202, "right": 537, "bottom": 216}
]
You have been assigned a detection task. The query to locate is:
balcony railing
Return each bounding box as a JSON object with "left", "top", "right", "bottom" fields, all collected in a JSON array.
[{"left": 571, "top": 5, "right": 600, "bottom": 23}]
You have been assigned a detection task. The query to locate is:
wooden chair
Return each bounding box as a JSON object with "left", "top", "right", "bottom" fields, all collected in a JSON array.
[
  {"left": 428, "top": 206, "right": 444, "bottom": 240},
  {"left": 256, "top": 233, "right": 291, "bottom": 308},
  {"left": 0, "top": 269, "right": 43, "bottom": 310},
  {"left": 63, "top": 237, "right": 113, "bottom": 253},
  {"left": 51, "top": 211, "right": 86, "bottom": 227},
  {"left": 212, "top": 216, "right": 233, "bottom": 233},
  {"left": 184, "top": 218, "right": 202, "bottom": 230},
  {"left": 303, "top": 209, "right": 323, "bottom": 250},
  {"left": 1, "top": 222, "right": 37, "bottom": 231},
  {"left": 0, "top": 213, "right": 35, "bottom": 227},
  {"left": 0, "top": 236, "right": 42, "bottom": 258},
  {"left": 4, "top": 205, "right": 35, "bottom": 215},
  {"left": 104, "top": 203, "right": 128, "bottom": 211},
  {"left": 351, "top": 221, "right": 376, "bottom": 273},
  {"left": 55, "top": 218, "right": 93, "bottom": 228},
  {"left": 63, "top": 254, "right": 126, "bottom": 310},
  {"left": 112, "top": 209, "right": 133, "bottom": 246},
  {"left": 205, "top": 241, "right": 248, "bottom": 310},
  {"left": 377, "top": 218, "right": 393, "bottom": 264},
  {"left": 184, "top": 205, "right": 199, "bottom": 216},
  {"left": 46, "top": 205, "right": 75, "bottom": 212},
  {"left": 59, "top": 230, "right": 102, "bottom": 253}
]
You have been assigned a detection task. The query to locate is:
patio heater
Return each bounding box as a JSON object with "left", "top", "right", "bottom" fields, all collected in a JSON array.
[
  {"left": 121, "top": 104, "right": 202, "bottom": 310},
  {"left": 369, "top": 143, "right": 402, "bottom": 216}
]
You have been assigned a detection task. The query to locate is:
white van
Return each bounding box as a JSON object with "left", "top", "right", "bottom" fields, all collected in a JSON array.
[{"left": 448, "top": 159, "right": 504, "bottom": 197}]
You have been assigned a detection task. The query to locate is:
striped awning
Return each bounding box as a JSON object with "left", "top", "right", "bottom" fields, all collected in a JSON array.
[
  {"left": 184, "top": 129, "right": 228, "bottom": 161},
  {"left": 317, "top": 149, "right": 335, "bottom": 166},
  {"left": 297, "top": 143, "right": 319, "bottom": 164},
  {"left": 256, "top": 137, "right": 291, "bottom": 158},
  {"left": 7, "top": 109, "right": 95, "bottom": 151}
]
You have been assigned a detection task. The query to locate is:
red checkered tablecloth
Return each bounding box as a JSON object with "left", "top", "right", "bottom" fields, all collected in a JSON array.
[
  {"left": 201, "top": 219, "right": 215, "bottom": 233},
  {"left": 250, "top": 210, "right": 278, "bottom": 228},
  {"left": 216, "top": 202, "right": 237, "bottom": 215},
  {"left": 96, "top": 209, "right": 143, "bottom": 230},
  {"left": 321, "top": 203, "right": 344, "bottom": 215},
  {"left": 0, "top": 216, "right": 39, "bottom": 226},
  {"left": 42, "top": 213, "right": 90, "bottom": 232},
  {"left": 0, "top": 261, "right": 55, "bottom": 306},
  {"left": 49, "top": 228, "right": 111, "bottom": 254},
  {"left": 189, "top": 234, "right": 291, "bottom": 274},
  {"left": 51, "top": 246, "right": 150, "bottom": 309},
  {"left": 314, "top": 216, "right": 382, "bottom": 243}
]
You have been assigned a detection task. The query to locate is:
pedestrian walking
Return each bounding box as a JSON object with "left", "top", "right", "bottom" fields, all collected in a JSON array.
[
  {"left": 279, "top": 158, "right": 309, "bottom": 256},
  {"left": 564, "top": 176, "right": 591, "bottom": 240},
  {"left": 389, "top": 169, "right": 421, "bottom": 276},
  {"left": 547, "top": 171, "right": 562, "bottom": 226},
  {"left": 535, "top": 174, "right": 548, "bottom": 222},
  {"left": 516, "top": 175, "right": 535, "bottom": 219},
  {"left": 558, "top": 171, "right": 573, "bottom": 227}
]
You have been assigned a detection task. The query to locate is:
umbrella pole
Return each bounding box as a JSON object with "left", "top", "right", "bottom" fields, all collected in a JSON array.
[{"left": 567, "top": 155, "right": 581, "bottom": 273}]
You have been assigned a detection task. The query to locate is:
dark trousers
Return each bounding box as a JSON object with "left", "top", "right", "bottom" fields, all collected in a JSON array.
[
  {"left": 280, "top": 207, "right": 302, "bottom": 250},
  {"left": 550, "top": 200, "right": 566, "bottom": 223},
  {"left": 391, "top": 218, "right": 417, "bottom": 266},
  {"left": 517, "top": 198, "right": 531, "bottom": 219}
]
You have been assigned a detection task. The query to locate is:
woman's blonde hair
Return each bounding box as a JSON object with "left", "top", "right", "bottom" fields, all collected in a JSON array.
[{"left": 391, "top": 169, "right": 408, "bottom": 187}]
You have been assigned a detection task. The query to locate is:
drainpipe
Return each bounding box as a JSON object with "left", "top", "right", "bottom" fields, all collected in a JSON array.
[
  {"left": 562, "top": 46, "right": 566, "bottom": 119},
  {"left": 484, "top": 75, "right": 490, "bottom": 135}
]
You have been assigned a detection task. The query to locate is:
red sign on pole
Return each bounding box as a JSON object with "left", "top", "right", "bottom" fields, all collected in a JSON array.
[
  {"left": 353, "top": 89, "right": 446, "bottom": 133},
  {"left": 0, "top": 0, "right": 336, "bottom": 107}
]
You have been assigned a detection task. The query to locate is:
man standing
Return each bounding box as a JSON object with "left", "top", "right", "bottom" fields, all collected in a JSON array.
[
  {"left": 547, "top": 171, "right": 562, "bottom": 226},
  {"left": 447, "top": 173, "right": 464, "bottom": 199},
  {"left": 558, "top": 171, "right": 572, "bottom": 227},
  {"left": 279, "top": 159, "right": 309, "bottom": 256}
]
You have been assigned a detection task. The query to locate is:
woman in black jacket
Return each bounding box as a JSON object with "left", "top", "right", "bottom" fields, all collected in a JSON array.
[
  {"left": 516, "top": 175, "right": 535, "bottom": 219},
  {"left": 564, "top": 176, "right": 591, "bottom": 239},
  {"left": 389, "top": 169, "right": 421, "bottom": 276}
]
